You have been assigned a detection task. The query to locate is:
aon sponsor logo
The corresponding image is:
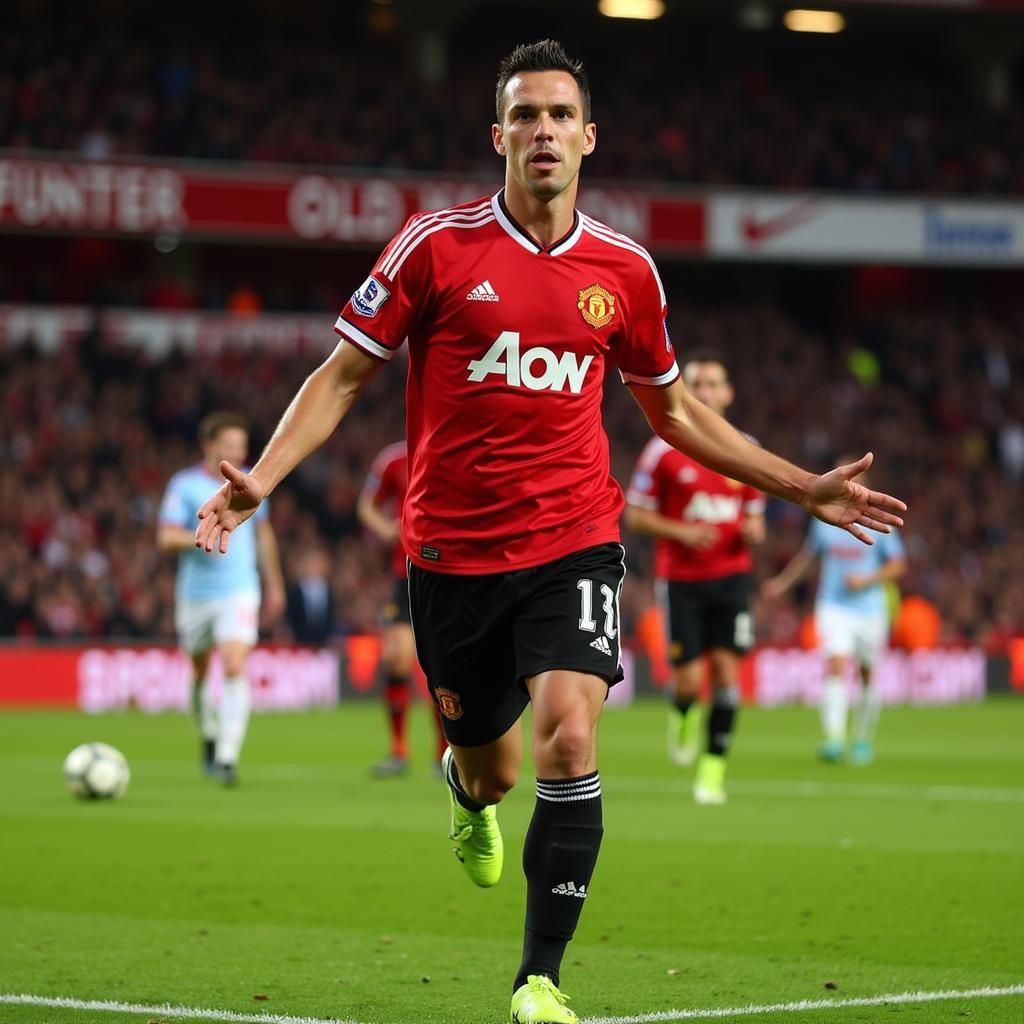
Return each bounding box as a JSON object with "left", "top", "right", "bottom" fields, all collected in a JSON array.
[
  {"left": 684, "top": 492, "right": 742, "bottom": 524},
  {"left": 467, "top": 331, "right": 594, "bottom": 394}
]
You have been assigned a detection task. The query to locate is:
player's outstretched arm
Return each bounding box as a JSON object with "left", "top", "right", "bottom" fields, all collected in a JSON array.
[
  {"left": 196, "top": 342, "right": 382, "bottom": 554},
  {"left": 629, "top": 378, "right": 906, "bottom": 545}
]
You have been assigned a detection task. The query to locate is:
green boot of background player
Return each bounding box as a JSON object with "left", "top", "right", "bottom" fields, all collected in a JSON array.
[
  {"left": 693, "top": 752, "right": 727, "bottom": 805},
  {"left": 510, "top": 974, "right": 578, "bottom": 1023},
  {"left": 667, "top": 703, "right": 703, "bottom": 767},
  {"left": 441, "top": 748, "right": 503, "bottom": 887}
]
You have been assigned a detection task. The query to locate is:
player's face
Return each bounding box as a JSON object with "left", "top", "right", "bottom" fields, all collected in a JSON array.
[
  {"left": 203, "top": 427, "right": 248, "bottom": 470},
  {"left": 683, "top": 361, "right": 734, "bottom": 416},
  {"left": 493, "top": 71, "right": 596, "bottom": 201}
]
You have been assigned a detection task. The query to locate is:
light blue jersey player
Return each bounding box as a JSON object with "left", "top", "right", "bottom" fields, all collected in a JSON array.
[
  {"left": 764, "top": 463, "right": 906, "bottom": 764},
  {"left": 157, "top": 412, "right": 285, "bottom": 784}
]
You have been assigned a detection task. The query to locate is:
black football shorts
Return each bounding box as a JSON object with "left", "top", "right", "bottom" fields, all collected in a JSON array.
[
  {"left": 408, "top": 543, "right": 626, "bottom": 747},
  {"left": 657, "top": 572, "right": 754, "bottom": 666}
]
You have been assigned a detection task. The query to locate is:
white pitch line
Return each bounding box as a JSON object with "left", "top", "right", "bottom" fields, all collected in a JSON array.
[
  {"left": 2, "top": 985, "right": 1022, "bottom": 1024},
  {"left": 0, "top": 993, "right": 360, "bottom": 1024},
  {"left": 583, "top": 983, "right": 1024, "bottom": 1024}
]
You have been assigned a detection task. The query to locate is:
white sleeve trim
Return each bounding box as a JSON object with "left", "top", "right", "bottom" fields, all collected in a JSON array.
[
  {"left": 744, "top": 499, "right": 766, "bottom": 514},
  {"left": 334, "top": 316, "right": 397, "bottom": 361},
  {"left": 619, "top": 362, "right": 680, "bottom": 387}
]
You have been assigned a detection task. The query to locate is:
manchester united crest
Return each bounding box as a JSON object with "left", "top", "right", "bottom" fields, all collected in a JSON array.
[
  {"left": 577, "top": 284, "right": 616, "bottom": 329},
  {"left": 435, "top": 687, "right": 465, "bottom": 721}
]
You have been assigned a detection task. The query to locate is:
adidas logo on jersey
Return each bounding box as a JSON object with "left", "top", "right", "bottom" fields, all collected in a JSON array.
[
  {"left": 589, "top": 636, "right": 613, "bottom": 656},
  {"left": 551, "top": 881, "right": 587, "bottom": 898},
  {"left": 467, "top": 280, "right": 500, "bottom": 302}
]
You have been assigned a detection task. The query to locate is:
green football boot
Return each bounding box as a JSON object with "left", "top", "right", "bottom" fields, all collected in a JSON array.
[
  {"left": 693, "top": 752, "right": 727, "bottom": 805},
  {"left": 441, "top": 748, "right": 503, "bottom": 888},
  {"left": 510, "top": 975, "right": 578, "bottom": 1023},
  {"left": 667, "top": 703, "right": 703, "bottom": 767}
]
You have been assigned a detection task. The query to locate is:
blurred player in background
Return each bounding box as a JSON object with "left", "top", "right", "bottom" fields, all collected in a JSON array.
[
  {"left": 763, "top": 457, "right": 906, "bottom": 765},
  {"left": 626, "top": 351, "right": 764, "bottom": 805},
  {"left": 357, "top": 440, "right": 446, "bottom": 778},
  {"left": 193, "top": 41, "right": 905, "bottom": 1023},
  {"left": 158, "top": 412, "right": 285, "bottom": 785}
]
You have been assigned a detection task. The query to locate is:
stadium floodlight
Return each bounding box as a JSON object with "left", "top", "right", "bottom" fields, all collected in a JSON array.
[
  {"left": 783, "top": 9, "right": 845, "bottom": 33},
  {"left": 598, "top": 0, "right": 666, "bottom": 20}
]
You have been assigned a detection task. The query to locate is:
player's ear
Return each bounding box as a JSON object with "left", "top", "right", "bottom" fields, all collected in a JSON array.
[
  {"left": 582, "top": 121, "right": 596, "bottom": 157},
  {"left": 492, "top": 122, "right": 505, "bottom": 156}
]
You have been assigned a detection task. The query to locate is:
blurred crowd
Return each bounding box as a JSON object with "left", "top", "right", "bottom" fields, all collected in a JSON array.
[
  {"left": 1, "top": 301, "right": 1021, "bottom": 649},
  {"left": 3, "top": 15, "right": 1023, "bottom": 194}
]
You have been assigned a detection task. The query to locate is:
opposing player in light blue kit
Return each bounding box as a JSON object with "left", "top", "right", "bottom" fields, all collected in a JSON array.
[
  {"left": 763, "top": 459, "right": 906, "bottom": 765},
  {"left": 158, "top": 412, "right": 285, "bottom": 784}
]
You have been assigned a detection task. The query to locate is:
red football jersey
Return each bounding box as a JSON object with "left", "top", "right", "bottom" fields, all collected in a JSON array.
[
  {"left": 335, "top": 191, "right": 679, "bottom": 574},
  {"left": 360, "top": 440, "right": 408, "bottom": 580},
  {"left": 627, "top": 436, "right": 765, "bottom": 581}
]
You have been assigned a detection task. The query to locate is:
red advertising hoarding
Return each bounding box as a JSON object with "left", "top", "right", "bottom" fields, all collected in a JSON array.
[
  {"left": 0, "top": 643, "right": 988, "bottom": 711},
  {"left": 0, "top": 155, "right": 706, "bottom": 254}
]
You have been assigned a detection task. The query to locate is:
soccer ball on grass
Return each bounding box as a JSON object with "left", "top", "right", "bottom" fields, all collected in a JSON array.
[{"left": 63, "top": 742, "right": 130, "bottom": 799}]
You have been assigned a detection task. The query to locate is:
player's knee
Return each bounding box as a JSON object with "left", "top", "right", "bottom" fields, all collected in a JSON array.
[
  {"left": 536, "top": 720, "right": 596, "bottom": 778},
  {"left": 462, "top": 771, "right": 515, "bottom": 806}
]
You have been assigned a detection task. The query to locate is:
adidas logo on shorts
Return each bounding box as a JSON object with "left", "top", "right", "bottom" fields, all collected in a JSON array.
[{"left": 589, "top": 636, "right": 613, "bottom": 656}]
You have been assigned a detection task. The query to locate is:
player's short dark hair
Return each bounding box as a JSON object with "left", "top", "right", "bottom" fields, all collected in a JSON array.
[
  {"left": 198, "top": 410, "right": 248, "bottom": 443},
  {"left": 683, "top": 348, "right": 730, "bottom": 377},
  {"left": 495, "top": 39, "right": 591, "bottom": 123}
]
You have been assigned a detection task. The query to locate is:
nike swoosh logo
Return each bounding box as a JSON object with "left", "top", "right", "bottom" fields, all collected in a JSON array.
[{"left": 740, "top": 198, "right": 822, "bottom": 243}]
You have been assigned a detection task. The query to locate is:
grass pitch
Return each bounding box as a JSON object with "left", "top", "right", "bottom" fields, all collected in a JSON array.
[{"left": 0, "top": 698, "right": 1021, "bottom": 1024}]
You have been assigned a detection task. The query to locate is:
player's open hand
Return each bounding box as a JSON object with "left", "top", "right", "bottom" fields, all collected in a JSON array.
[
  {"left": 195, "top": 461, "right": 265, "bottom": 554},
  {"left": 803, "top": 453, "right": 906, "bottom": 545}
]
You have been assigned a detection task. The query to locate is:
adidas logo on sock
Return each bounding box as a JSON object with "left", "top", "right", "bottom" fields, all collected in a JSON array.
[
  {"left": 589, "top": 636, "right": 612, "bottom": 656},
  {"left": 551, "top": 881, "right": 587, "bottom": 898},
  {"left": 467, "top": 280, "right": 500, "bottom": 302}
]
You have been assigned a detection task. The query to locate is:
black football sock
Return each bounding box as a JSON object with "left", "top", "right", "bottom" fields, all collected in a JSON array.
[
  {"left": 514, "top": 772, "right": 603, "bottom": 992},
  {"left": 708, "top": 685, "right": 739, "bottom": 756},
  {"left": 444, "top": 749, "right": 485, "bottom": 812}
]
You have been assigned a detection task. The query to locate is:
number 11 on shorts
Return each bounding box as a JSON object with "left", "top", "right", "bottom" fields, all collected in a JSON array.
[{"left": 577, "top": 579, "right": 617, "bottom": 637}]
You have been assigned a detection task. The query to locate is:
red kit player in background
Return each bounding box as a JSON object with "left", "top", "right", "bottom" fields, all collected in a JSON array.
[
  {"left": 357, "top": 440, "right": 447, "bottom": 777},
  {"left": 195, "top": 40, "right": 906, "bottom": 1024},
  {"left": 627, "top": 351, "right": 764, "bottom": 805}
]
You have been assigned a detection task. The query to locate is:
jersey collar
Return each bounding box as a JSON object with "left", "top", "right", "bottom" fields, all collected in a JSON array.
[{"left": 491, "top": 190, "right": 583, "bottom": 257}]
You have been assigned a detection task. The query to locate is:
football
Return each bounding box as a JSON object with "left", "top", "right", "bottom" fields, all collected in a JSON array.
[{"left": 63, "top": 742, "right": 131, "bottom": 800}]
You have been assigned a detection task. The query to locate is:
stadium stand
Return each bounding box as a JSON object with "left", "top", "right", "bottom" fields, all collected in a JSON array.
[{"left": 3, "top": 4, "right": 1023, "bottom": 193}]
